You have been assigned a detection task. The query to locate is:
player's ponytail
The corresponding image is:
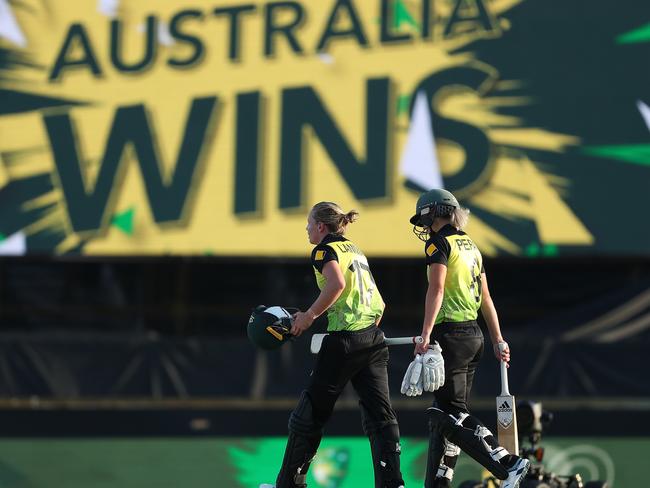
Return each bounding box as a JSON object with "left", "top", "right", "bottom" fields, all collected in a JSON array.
[
  {"left": 450, "top": 206, "right": 470, "bottom": 230},
  {"left": 343, "top": 210, "right": 359, "bottom": 225},
  {"left": 311, "top": 202, "right": 358, "bottom": 235}
]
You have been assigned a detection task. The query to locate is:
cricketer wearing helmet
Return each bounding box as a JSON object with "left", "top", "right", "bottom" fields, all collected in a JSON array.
[
  {"left": 403, "top": 189, "right": 529, "bottom": 488},
  {"left": 261, "top": 202, "right": 405, "bottom": 488}
]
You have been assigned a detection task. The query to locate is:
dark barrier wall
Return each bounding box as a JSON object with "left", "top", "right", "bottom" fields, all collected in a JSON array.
[
  {"left": 2, "top": 257, "right": 648, "bottom": 335},
  {"left": 0, "top": 257, "right": 648, "bottom": 400}
]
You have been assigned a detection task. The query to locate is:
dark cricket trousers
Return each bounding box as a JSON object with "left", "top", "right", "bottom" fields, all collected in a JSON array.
[
  {"left": 430, "top": 320, "right": 484, "bottom": 417},
  {"left": 307, "top": 325, "right": 398, "bottom": 430}
]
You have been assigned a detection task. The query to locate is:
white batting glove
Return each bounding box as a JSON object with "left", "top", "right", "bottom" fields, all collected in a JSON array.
[
  {"left": 400, "top": 354, "right": 423, "bottom": 397},
  {"left": 422, "top": 342, "right": 445, "bottom": 392}
]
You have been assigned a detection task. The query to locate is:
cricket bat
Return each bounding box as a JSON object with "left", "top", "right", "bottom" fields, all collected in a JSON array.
[
  {"left": 496, "top": 342, "right": 519, "bottom": 455},
  {"left": 310, "top": 334, "right": 423, "bottom": 354}
]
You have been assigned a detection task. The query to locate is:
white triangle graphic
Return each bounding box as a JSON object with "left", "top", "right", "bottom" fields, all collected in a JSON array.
[
  {"left": 0, "top": 231, "right": 26, "bottom": 256},
  {"left": 0, "top": 0, "right": 27, "bottom": 47},
  {"left": 157, "top": 22, "right": 175, "bottom": 46},
  {"left": 97, "top": 0, "right": 120, "bottom": 18},
  {"left": 399, "top": 91, "right": 443, "bottom": 191},
  {"left": 637, "top": 100, "right": 650, "bottom": 133},
  {"left": 137, "top": 20, "right": 175, "bottom": 47}
]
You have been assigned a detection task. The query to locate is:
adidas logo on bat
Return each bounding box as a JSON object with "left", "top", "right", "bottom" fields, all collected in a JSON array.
[{"left": 498, "top": 401, "right": 511, "bottom": 412}]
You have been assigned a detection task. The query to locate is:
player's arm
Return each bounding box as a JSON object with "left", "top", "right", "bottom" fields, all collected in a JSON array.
[
  {"left": 291, "top": 261, "right": 345, "bottom": 336},
  {"left": 417, "top": 263, "right": 446, "bottom": 354},
  {"left": 479, "top": 272, "right": 509, "bottom": 363}
]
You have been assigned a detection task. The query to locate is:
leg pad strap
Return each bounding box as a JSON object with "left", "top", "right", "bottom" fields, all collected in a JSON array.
[{"left": 428, "top": 408, "right": 509, "bottom": 480}]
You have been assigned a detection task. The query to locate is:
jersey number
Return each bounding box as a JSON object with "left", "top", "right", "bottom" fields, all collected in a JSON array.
[
  {"left": 470, "top": 257, "right": 482, "bottom": 303},
  {"left": 349, "top": 260, "right": 376, "bottom": 305}
]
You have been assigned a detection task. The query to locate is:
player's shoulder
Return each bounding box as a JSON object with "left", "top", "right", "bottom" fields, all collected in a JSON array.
[
  {"left": 311, "top": 234, "right": 345, "bottom": 261},
  {"left": 337, "top": 237, "right": 364, "bottom": 255},
  {"left": 445, "top": 228, "right": 483, "bottom": 257},
  {"left": 311, "top": 243, "right": 332, "bottom": 261},
  {"left": 424, "top": 232, "right": 450, "bottom": 257}
]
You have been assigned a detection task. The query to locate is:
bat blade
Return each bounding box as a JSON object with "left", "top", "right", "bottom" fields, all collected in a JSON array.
[
  {"left": 496, "top": 393, "right": 519, "bottom": 455},
  {"left": 496, "top": 342, "right": 519, "bottom": 455}
]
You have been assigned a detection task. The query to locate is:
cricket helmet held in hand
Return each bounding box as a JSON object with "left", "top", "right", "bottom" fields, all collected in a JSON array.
[
  {"left": 409, "top": 188, "right": 459, "bottom": 227},
  {"left": 247, "top": 305, "right": 294, "bottom": 350}
]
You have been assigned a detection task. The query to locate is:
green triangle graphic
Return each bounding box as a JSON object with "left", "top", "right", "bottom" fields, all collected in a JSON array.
[
  {"left": 0, "top": 233, "right": 5, "bottom": 243},
  {"left": 616, "top": 23, "right": 650, "bottom": 44},
  {"left": 111, "top": 207, "right": 135, "bottom": 235},
  {"left": 542, "top": 244, "right": 559, "bottom": 257},
  {"left": 524, "top": 242, "right": 540, "bottom": 257},
  {"left": 582, "top": 144, "right": 650, "bottom": 167},
  {"left": 393, "top": 0, "right": 419, "bottom": 30},
  {"left": 396, "top": 94, "right": 411, "bottom": 115}
]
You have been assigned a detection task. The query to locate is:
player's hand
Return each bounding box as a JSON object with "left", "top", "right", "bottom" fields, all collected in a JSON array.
[
  {"left": 291, "top": 311, "right": 314, "bottom": 337},
  {"left": 400, "top": 354, "right": 423, "bottom": 396},
  {"left": 494, "top": 340, "right": 510, "bottom": 366},
  {"left": 422, "top": 342, "right": 445, "bottom": 392},
  {"left": 415, "top": 335, "right": 430, "bottom": 355}
]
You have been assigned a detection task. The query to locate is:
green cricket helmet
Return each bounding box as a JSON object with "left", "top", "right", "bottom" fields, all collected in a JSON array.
[
  {"left": 247, "top": 305, "right": 294, "bottom": 350},
  {"left": 409, "top": 188, "right": 459, "bottom": 227}
]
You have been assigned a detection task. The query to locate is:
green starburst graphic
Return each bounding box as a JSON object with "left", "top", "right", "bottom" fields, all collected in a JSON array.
[
  {"left": 616, "top": 22, "right": 650, "bottom": 44},
  {"left": 228, "top": 437, "right": 428, "bottom": 488},
  {"left": 582, "top": 144, "right": 650, "bottom": 167},
  {"left": 392, "top": 0, "right": 419, "bottom": 30}
]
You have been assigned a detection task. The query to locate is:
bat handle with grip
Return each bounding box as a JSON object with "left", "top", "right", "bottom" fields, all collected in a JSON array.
[
  {"left": 384, "top": 336, "right": 425, "bottom": 346},
  {"left": 498, "top": 342, "right": 510, "bottom": 396}
]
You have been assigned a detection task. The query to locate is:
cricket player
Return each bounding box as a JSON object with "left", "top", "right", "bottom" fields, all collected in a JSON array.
[
  {"left": 403, "top": 189, "right": 529, "bottom": 488},
  {"left": 261, "top": 202, "right": 405, "bottom": 488}
]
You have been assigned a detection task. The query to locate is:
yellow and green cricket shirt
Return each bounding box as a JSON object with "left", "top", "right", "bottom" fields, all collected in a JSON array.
[
  {"left": 424, "top": 224, "right": 485, "bottom": 324},
  {"left": 311, "top": 234, "right": 385, "bottom": 332}
]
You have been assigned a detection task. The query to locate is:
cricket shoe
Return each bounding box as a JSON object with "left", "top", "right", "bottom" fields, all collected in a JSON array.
[{"left": 500, "top": 457, "right": 530, "bottom": 488}]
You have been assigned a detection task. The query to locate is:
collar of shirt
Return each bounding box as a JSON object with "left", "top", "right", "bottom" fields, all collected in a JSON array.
[
  {"left": 320, "top": 233, "right": 348, "bottom": 245},
  {"left": 433, "top": 224, "right": 464, "bottom": 237}
]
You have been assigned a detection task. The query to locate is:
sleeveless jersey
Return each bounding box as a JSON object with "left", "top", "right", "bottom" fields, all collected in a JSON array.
[
  {"left": 424, "top": 224, "right": 484, "bottom": 323},
  {"left": 311, "top": 234, "right": 384, "bottom": 331}
]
